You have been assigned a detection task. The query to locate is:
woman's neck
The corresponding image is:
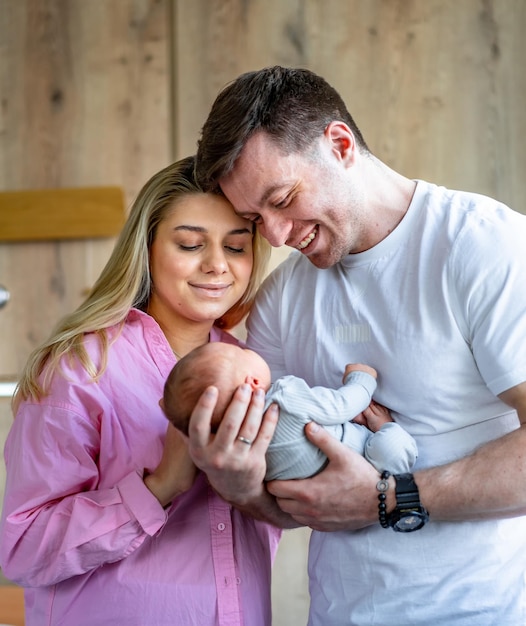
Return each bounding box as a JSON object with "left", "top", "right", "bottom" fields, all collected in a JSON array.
[
  {"left": 147, "top": 307, "right": 214, "bottom": 359},
  {"left": 165, "top": 329, "right": 212, "bottom": 360}
]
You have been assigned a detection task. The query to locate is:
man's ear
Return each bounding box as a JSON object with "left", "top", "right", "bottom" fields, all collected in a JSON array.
[{"left": 324, "top": 121, "right": 356, "bottom": 165}]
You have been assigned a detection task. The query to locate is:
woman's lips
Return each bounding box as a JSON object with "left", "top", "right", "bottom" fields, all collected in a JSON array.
[{"left": 189, "top": 283, "right": 232, "bottom": 297}]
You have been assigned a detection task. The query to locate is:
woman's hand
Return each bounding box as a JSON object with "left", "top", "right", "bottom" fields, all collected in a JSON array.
[{"left": 144, "top": 423, "right": 198, "bottom": 507}]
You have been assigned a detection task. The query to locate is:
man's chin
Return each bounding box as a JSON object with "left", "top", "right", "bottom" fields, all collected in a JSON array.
[{"left": 303, "top": 253, "right": 335, "bottom": 270}]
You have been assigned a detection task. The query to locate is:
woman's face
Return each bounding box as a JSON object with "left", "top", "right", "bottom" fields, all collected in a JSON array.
[{"left": 148, "top": 193, "right": 254, "bottom": 328}]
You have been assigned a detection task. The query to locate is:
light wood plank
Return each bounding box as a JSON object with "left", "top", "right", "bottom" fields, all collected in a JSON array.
[
  {"left": 0, "top": 187, "right": 125, "bottom": 242},
  {"left": 0, "top": 585, "right": 24, "bottom": 626}
]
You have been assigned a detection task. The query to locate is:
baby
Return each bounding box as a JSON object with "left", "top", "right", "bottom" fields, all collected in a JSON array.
[{"left": 162, "top": 342, "right": 417, "bottom": 480}]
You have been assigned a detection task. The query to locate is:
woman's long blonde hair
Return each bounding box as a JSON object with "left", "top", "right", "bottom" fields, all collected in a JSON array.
[{"left": 13, "top": 156, "right": 270, "bottom": 412}]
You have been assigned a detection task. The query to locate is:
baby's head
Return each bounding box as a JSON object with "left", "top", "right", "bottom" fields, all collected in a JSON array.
[{"left": 162, "top": 342, "right": 271, "bottom": 435}]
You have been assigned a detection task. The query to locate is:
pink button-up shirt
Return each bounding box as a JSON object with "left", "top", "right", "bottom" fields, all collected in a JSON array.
[{"left": 0, "top": 309, "right": 281, "bottom": 626}]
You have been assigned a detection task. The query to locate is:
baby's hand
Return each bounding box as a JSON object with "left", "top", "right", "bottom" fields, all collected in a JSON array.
[
  {"left": 343, "top": 362, "right": 377, "bottom": 382},
  {"left": 353, "top": 400, "right": 393, "bottom": 432}
]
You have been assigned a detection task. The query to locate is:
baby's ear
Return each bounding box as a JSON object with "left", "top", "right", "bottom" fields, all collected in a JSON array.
[
  {"left": 159, "top": 398, "right": 166, "bottom": 412},
  {"left": 245, "top": 375, "right": 260, "bottom": 390}
]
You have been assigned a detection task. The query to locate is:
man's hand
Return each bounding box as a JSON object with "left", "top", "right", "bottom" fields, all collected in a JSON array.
[
  {"left": 267, "top": 421, "right": 383, "bottom": 531},
  {"left": 186, "top": 384, "right": 298, "bottom": 528},
  {"left": 188, "top": 384, "right": 275, "bottom": 502}
]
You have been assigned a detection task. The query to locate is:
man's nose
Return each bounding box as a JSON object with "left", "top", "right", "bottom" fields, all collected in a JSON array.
[{"left": 258, "top": 213, "right": 292, "bottom": 247}]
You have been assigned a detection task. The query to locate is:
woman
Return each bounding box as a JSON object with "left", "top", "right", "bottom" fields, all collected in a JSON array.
[{"left": 0, "top": 156, "right": 281, "bottom": 625}]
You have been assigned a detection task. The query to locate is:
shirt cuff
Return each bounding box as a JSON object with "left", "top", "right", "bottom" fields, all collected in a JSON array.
[
  {"left": 117, "top": 470, "right": 167, "bottom": 536},
  {"left": 343, "top": 370, "right": 377, "bottom": 396}
]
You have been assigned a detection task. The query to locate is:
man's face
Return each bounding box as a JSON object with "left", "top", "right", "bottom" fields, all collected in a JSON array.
[{"left": 219, "top": 130, "right": 368, "bottom": 269}]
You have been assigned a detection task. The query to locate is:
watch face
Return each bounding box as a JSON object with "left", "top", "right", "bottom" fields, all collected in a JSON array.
[{"left": 393, "top": 511, "right": 427, "bottom": 532}]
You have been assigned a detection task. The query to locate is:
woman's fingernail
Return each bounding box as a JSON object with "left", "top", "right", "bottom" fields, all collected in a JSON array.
[{"left": 309, "top": 422, "right": 320, "bottom": 433}]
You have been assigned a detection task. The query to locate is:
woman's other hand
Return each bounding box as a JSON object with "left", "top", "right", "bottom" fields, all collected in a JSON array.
[{"left": 144, "top": 423, "right": 198, "bottom": 507}]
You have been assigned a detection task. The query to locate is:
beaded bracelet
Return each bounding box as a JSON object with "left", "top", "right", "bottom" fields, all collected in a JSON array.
[{"left": 376, "top": 470, "right": 390, "bottom": 528}]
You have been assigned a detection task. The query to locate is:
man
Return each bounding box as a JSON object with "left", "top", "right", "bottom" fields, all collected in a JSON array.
[{"left": 191, "top": 66, "right": 526, "bottom": 624}]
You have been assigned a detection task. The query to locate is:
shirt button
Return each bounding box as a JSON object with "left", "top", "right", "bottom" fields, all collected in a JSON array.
[{"left": 217, "top": 522, "right": 226, "bottom": 531}]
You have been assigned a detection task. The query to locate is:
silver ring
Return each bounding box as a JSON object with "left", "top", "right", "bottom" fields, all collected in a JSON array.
[{"left": 237, "top": 436, "right": 252, "bottom": 446}]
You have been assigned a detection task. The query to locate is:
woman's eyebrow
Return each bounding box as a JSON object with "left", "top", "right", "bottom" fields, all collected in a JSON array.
[
  {"left": 229, "top": 228, "right": 253, "bottom": 235},
  {"left": 173, "top": 225, "right": 252, "bottom": 235},
  {"left": 174, "top": 225, "right": 206, "bottom": 233}
]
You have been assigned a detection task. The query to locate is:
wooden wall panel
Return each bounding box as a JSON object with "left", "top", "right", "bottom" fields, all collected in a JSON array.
[
  {"left": 0, "top": 0, "right": 172, "bottom": 377},
  {"left": 1, "top": 0, "right": 171, "bottom": 199},
  {"left": 173, "top": 0, "right": 526, "bottom": 213}
]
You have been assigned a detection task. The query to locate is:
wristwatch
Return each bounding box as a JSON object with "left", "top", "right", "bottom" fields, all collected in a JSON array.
[{"left": 387, "top": 473, "right": 429, "bottom": 532}]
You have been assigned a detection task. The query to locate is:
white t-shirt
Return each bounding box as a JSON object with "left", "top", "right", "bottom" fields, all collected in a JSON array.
[{"left": 247, "top": 180, "right": 526, "bottom": 625}]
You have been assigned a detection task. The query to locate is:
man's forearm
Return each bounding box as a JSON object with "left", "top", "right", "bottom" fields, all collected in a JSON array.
[{"left": 415, "top": 424, "right": 526, "bottom": 521}]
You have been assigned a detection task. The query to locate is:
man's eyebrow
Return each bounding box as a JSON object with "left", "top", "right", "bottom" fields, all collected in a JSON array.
[{"left": 258, "top": 184, "right": 288, "bottom": 208}]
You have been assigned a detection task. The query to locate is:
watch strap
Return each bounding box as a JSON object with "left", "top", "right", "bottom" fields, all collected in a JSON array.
[
  {"left": 393, "top": 473, "right": 422, "bottom": 509},
  {"left": 387, "top": 472, "right": 429, "bottom": 532}
]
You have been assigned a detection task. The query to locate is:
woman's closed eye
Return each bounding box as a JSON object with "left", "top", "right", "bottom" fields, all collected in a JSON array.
[
  {"left": 225, "top": 245, "right": 246, "bottom": 254},
  {"left": 177, "top": 243, "right": 247, "bottom": 254}
]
